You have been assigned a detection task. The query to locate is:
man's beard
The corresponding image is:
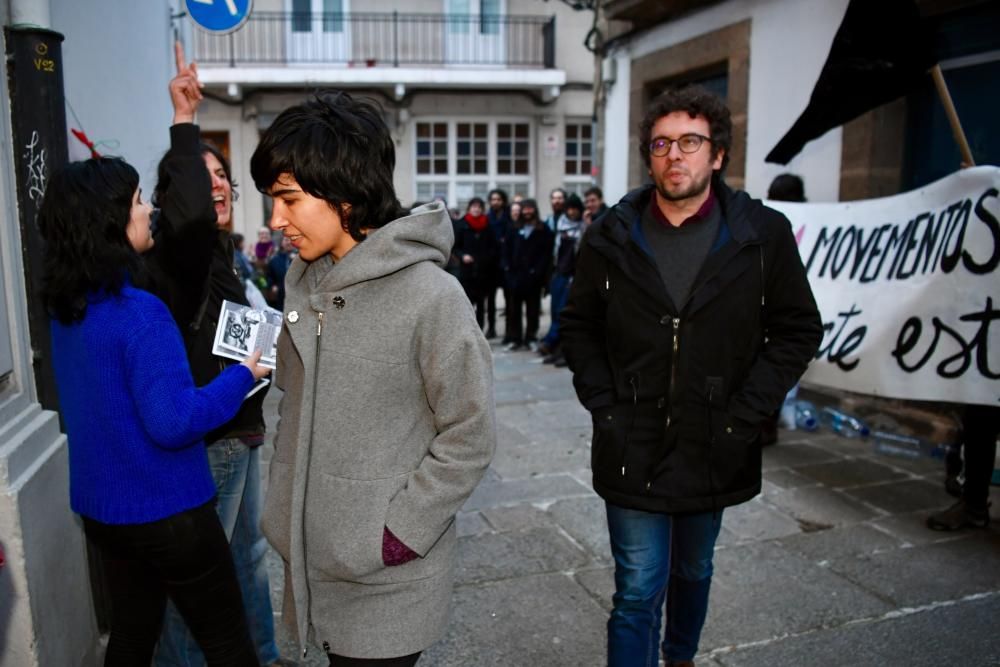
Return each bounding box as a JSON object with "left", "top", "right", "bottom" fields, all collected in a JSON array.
[
  {"left": 522, "top": 213, "right": 537, "bottom": 224},
  {"left": 655, "top": 167, "right": 712, "bottom": 203}
]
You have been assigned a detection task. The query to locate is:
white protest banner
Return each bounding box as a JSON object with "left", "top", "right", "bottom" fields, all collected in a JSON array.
[{"left": 768, "top": 166, "right": 999, "bottom": 406}]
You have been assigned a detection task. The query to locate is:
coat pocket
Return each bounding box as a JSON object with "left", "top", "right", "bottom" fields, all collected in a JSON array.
[
  {"left": 590, "top": 405, "right": 618, "bottom": 473},
  {"left": 261, "top": 461, "right": 294, "bottom": 562},
  {"left": 709, "top": 409, "right": 761, "bottom": 491},
  {"left": 303, "top": 473, "right": 407, "bottom": 583}
]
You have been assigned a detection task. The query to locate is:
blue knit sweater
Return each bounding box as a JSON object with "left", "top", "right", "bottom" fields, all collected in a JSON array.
[{"left": 50, "top": 285, "right": 254, "bottom": 524}]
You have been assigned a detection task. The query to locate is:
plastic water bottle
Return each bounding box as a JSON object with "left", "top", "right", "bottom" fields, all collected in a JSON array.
[
  {"left": 872, "top": 430, "right": 953, "bottom": 459},
  {"left": 820, "top": 406, "right": 870, "bottom": 439},
  {"left": 793, "top": 400, "right": 819, "bottom": 431},
  {"left": 779, "top": 385, "right": 800, "bottom": 430}
]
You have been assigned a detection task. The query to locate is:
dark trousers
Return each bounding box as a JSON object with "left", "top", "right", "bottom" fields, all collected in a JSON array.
[
  {"left": 947, "top": 404, "right": 1000, "bottom": 509},
  {"left": 507, "top": 285, "right": 542, "bottom": 345},
  {"left": 84, "top": 501, "right": 258, "bottom": 667},
  {"left": 327, "top": 651, "right": 421, "bottom": 666},
  {"left": 486, "top": 286, "right": 499, "bottom": 332},
  {"left": 463, "top": 285, "right": 488, "bottom": 329}
]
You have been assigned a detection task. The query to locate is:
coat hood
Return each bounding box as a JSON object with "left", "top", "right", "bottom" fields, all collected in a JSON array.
[
  {"left": 607, "top": 180, "right": 765, "bottom": 246},
  {"left": 286, "top": 201, "right": 454, "bottom": 293}
]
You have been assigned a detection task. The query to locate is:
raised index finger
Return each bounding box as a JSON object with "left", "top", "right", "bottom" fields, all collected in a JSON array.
[{"left": 174, "top": 41, "right": 186, "bottom": 74}]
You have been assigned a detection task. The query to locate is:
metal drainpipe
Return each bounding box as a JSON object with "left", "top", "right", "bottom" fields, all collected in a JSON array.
[{"left": 10, "top": 0, "right": 50, "bottom": 27}]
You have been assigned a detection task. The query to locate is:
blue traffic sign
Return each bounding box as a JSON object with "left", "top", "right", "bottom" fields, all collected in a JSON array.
[{"left": 185, "top": 0, "right": 253, "bottom": 34}]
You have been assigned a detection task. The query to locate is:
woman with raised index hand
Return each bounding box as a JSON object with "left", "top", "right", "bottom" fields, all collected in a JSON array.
[{"left": 145, "top": 42, "right": 286, "bottom": 667}]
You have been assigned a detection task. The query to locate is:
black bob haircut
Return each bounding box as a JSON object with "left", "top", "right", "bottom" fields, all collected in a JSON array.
[
  {"left": 251, "top": 90, "right": 404, "bottom": 242},
  {"left": 38, "top": 157, "right": 143, "bottom": 324},
  {"left": 639, "top": 85, "right": 732, "bottom": 173}
]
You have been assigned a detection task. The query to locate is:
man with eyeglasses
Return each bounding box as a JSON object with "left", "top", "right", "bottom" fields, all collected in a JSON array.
[{"left": 560, "top": 86, "right": 822, "bottom": 667}]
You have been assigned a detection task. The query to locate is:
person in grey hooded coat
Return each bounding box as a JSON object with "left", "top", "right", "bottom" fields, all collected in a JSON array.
[{"left": 250, "top": 91, "right": 496, "bottom": 666}]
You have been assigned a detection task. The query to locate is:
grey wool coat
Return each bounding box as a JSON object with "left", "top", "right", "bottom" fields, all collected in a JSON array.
[{"left": 261, "top": 202, "right": 497, "bottom": 659}]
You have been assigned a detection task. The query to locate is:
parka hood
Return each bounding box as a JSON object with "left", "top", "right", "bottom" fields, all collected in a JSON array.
[
  {"left": 287, "top": 201, "right": 454, "bottom": 293},
  {"left": 606, "top": 180, "right": 765, "bottom": 246}
]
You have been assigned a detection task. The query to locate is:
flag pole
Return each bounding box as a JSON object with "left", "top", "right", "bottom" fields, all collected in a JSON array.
[{"left": 929, "top": 65, "right": 975, "bottom": 167}]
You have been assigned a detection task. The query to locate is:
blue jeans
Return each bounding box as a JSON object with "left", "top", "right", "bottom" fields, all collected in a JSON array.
[
  {"left": 606, "top": 502, "right": 723, "bottom": 666},
  {"left": 155, "top": 439, "right": 278, "bottom": 666},
  {"left": 541, "top": 273, "right": 571, "bottom": 347}
]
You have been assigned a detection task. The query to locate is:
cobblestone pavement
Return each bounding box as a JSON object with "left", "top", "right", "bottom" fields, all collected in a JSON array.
[{"left": 261, "top": 333, "right": 1000, "bottom": 667}]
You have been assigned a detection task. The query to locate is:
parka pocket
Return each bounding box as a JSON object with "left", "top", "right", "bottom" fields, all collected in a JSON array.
[
  {"left": 304, "top": 473, "right": 407, "bottom": 582},
  {"left": 709, "top": 409, "right": 762, "bottom": 491},
  {"left": 591, "top": 406, "right": 614, "bottom": 468},
  {"left": 261, "top": 461, "right": 294, "bottom": 562}
]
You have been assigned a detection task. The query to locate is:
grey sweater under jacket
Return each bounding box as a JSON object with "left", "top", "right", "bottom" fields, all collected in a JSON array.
[{"left": 260, "top": 202, "right": 497, "bottom": 659}]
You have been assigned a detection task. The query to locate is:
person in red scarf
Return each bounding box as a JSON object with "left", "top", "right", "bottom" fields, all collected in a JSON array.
[{"left": 452, "top": 197, "right": 499, "bottom": 330}]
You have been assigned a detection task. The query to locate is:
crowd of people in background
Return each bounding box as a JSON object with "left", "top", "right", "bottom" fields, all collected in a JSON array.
[
  {"left": 232, "top": 227, "right": 298, "bottom": 311},
  {"left": 442, "top": 184, "right": 607, "bottom": 361}
]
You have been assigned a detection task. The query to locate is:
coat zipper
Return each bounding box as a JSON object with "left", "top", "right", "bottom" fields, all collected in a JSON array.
[
  {"left": 620, "top": 375, "right": 638, "bottom": 477},
  {"left": 759, "top": 245, "right": 766, "bottom": 308},
  {"left": 299, "top": 309, "right": 325, "bottom": 659},
  {"left": 644, "top": 318, "right": 680, "bottom": 494},
  {"left": 666, "top": 317, "right": 680, "bottom": 428}
]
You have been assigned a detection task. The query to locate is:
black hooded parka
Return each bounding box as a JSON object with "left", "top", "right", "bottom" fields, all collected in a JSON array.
[{"left": 560, "top": 181, "right": 823, "bottom": 514}]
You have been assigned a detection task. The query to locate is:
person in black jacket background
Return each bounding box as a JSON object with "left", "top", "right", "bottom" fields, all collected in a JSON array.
[
  {"left": 145, "top": 43, "right": 284, "bottom": 667},
  {"left": 454, "top": 197, "right": 499, "bottom": 330},
  {"left": 560, "top": 86, "right": 822, "bottom": 667},
  {"left": 502, "top": 198, "right": 554, "bottom": 351},
  {"left": 484, "top": 188, "right": 511, "bottom": 338}
]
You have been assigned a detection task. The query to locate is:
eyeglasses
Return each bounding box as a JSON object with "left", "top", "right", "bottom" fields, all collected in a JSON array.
[{"left": 648, "top": 134, "right": 711, "bottom": 157}]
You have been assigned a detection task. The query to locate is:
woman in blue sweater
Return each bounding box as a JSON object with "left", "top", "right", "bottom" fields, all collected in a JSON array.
[{"left": 39, "top": 157, "right": 270, "bottom": 666}]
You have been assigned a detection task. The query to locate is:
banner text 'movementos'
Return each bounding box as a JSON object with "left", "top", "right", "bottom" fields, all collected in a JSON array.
[{"left": 805, "top": 187, "right": 999, "bottom": 282}]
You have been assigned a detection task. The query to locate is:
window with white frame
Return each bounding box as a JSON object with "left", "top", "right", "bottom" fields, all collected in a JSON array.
[
  {"left": 291, "top": 0, "right": 345, "bottom": 33},
  {"left": 446, "top": 0, "right": 503, "bottom": 34},
  {"left": 564, "top": 121, "right": 593, "bottom": 196},
  {"left": 414, "top": 119, "right": 532, "bottom": 210}
]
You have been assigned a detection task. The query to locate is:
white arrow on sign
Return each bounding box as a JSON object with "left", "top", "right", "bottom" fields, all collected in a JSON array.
[{"left": 191, "top": 0, "right": 239, "bottom": 16}]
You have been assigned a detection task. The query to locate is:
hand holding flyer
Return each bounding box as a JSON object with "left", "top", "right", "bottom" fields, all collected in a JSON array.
[{"left": 212, "top": 300, "right": 282, "bottom": 370}]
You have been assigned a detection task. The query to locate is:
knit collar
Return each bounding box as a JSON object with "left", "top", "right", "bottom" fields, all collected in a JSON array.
[{"left": 649, "top": 187, "right": 715, "bottom": 228}]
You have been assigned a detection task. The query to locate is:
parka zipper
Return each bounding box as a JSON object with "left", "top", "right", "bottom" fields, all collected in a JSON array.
[
  {"left": 666, "top": 317, "right": 680, "bottom": 428},
  {"left": 759, "top": 245, "right": 765, "bottom": 308},
  {"left": 298, "top": 309, "right": 325, "bottom": 659},
  {"left": 620, "top": 375, "right": 638, "bottom": 477},
  {"left": 643, "top": 319, "right": 680, "bottom": 494}
]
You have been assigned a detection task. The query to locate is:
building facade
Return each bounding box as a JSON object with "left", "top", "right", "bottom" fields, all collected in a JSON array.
[
  {"left": 597, "top": 0, "right": 1000, "bottom": 203},
  {"left": 0, "top": 2, "right": 600, "bottom": 662},
  {"left": 1, "top": 2, "right": 179, "bottom": 663},
  {"left": 188, "top": 0, "right": 600, "bottom": 238}
]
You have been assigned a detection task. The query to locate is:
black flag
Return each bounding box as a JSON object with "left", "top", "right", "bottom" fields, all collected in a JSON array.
[{"left": 765, "top": 0, "right": 937, "bottom": 165}]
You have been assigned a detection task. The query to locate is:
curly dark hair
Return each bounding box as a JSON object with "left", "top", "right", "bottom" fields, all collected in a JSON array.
[
  {"left": 38, "top": 157, "right": 144, "bottom": 324},
  {"left": 488, "top": 188, "right": 508, "bottom": 207},
  {"left": 639, "top": 85, "right": 732, "bottom": 173},
  {"left": 250, "top": 90, "right": 405, "bottom": 243}
]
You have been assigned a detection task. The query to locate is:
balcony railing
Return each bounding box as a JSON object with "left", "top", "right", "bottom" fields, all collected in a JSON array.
[{"left": 190, "top": 12, "right": 556, "bottom": 69}]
